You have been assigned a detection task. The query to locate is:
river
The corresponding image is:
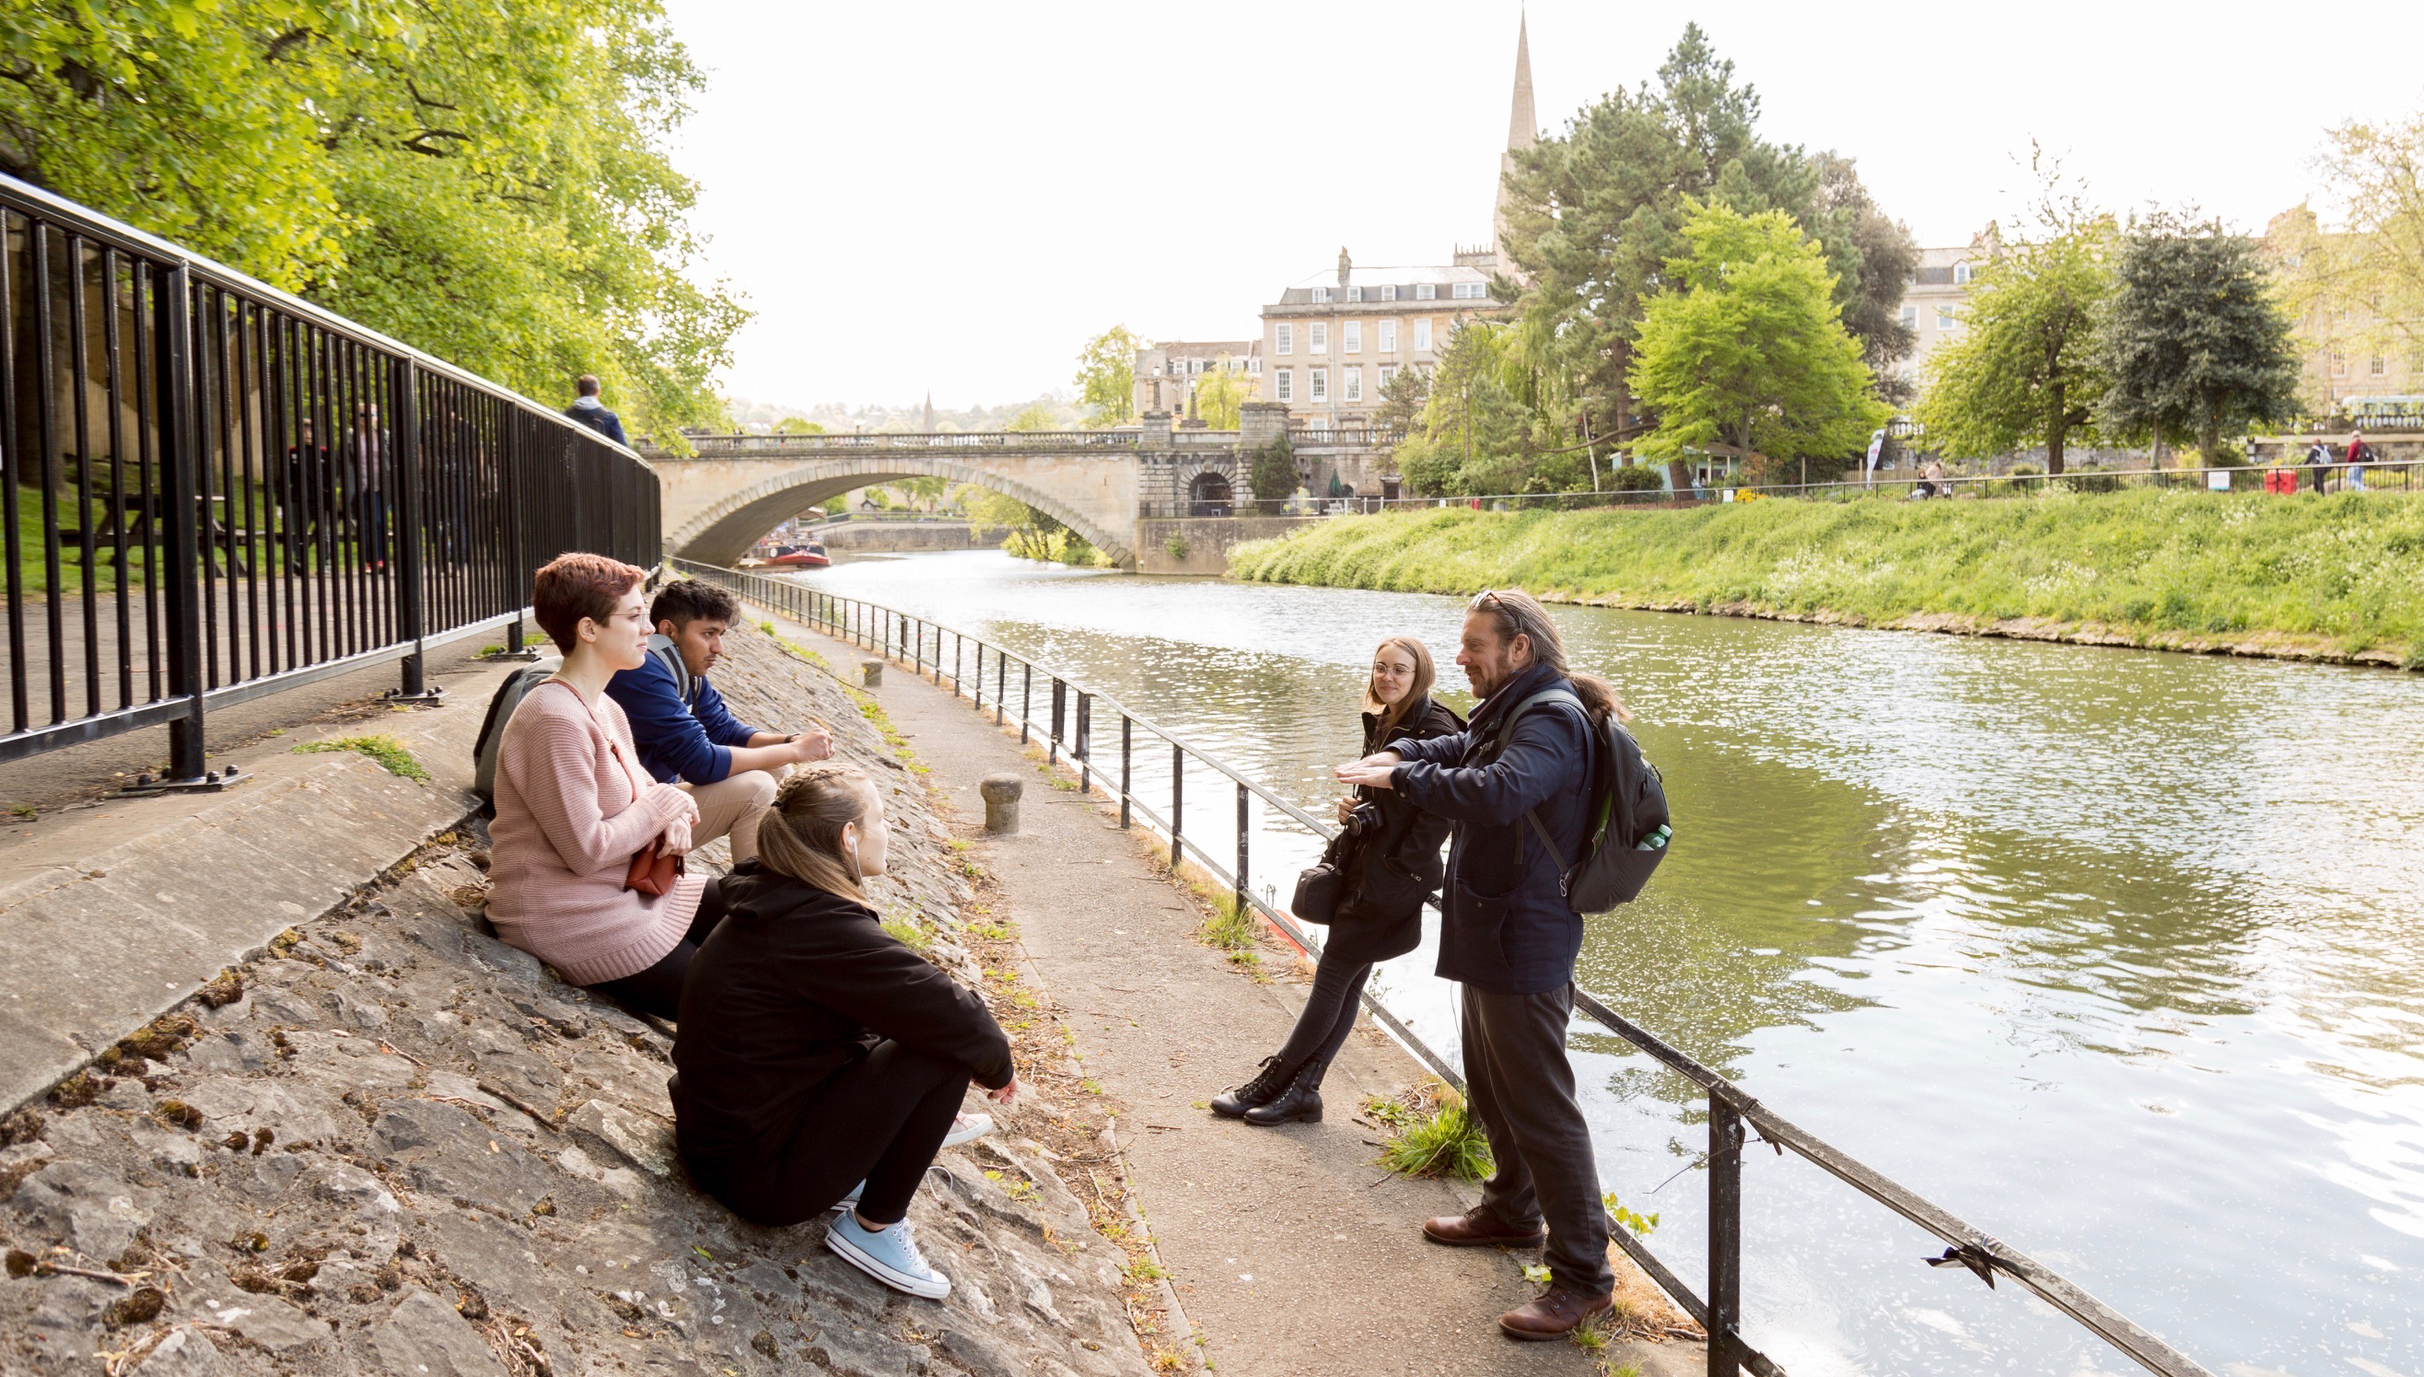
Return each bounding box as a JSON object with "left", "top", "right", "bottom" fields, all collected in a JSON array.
[{"left": 781, "top": 549, "right": 2424, "bottom": 1375}]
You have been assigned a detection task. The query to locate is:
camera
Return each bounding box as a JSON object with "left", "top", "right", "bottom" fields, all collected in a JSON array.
[{"left": 1340, "top": 803, "right": 1383, "bottom": 840}]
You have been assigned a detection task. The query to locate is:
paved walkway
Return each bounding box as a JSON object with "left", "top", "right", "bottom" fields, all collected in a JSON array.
[{"left": 766, "top": 611, "right": 1699, "bottom": 1377}]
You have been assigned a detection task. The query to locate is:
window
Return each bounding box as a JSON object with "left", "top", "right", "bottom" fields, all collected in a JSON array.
[
  {"left": 1275, "top": 368, "right": 1293, "bottom": 402},
  {"left": 1347, "top": 285, "right": 1363, "bottom": 302},
  {"left": 1452, "top": 281, "right": 1486, "bottom": 300},
  {"left": 1310, "top": 368, "right": 1328, "bottom": 402},
  {"left": 1378, "top": 319, "right": 1398, "bottom": 353},
  {"left": 2371, "top": 355, "right": 2389, "bottom": 376},
  {"left": 1311, "top": 287, "right": 1330, "bottom": 304},
  {"left": 1343, "top": 321, "right": 1362, "bottom": 354},
  {"left": 1415, "top": 318, "right": 1433, "bottom": 352},
  {"left": 1378, "top": 363, "right": 1398, "bottom": 387},
  {"left": 1416, "top": 282, "right": 1437, "bottom": 301},
  {"left": 1900, "top": 305, "right": 1918, "bottom": 331},
  {"left": 1344, "top": 366, "right": 1363, "bottom": 402},
  {"left": 2330, "top": 353, "right": 2347, "bottom": 378},
  {"left": 1276, "top": 323, "right": 1293, "bottom": 356},
  {"left": 1248, "top": 357, "right": 1261, "bottom": 374},
  {"left": 1310, "top": 323, "right": 1328, "bottom": 355},
  {"left": 1936, "top": 307, "right": 1956, "bottom": 330},
  {"left": 1152, "top": 361, "right": 1165, "bottom": 376},
  {"left": 1381, "top": 284, "right": 1397, "bottom": 302},
  {"left": 1953, "top": 262, "right": 1973, "bottom": 285}
]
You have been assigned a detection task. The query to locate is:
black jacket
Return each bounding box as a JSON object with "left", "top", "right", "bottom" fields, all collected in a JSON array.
[
  {"left": 1326, "top": 697, "right": 1462, "bottom": 965},
  {"left": 1392, "top": 662, "right": 1594, "bottom": 994},
  {"left": 669, "top": 864, "right": 1013, "bottom": 1177},
  {"left": 565, "top": 398, "right": 628, "bottom": 447}
]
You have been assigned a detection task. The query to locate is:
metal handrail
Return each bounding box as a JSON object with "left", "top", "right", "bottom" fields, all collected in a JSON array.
[
  {"left": 0, "top": 176, "right": 659, "bottom": 776},
  {"left": 673, "top": 557, "right": 2214, "bottom": 1377}
]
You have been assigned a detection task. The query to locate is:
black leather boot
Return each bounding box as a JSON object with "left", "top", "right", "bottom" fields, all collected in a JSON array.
[
  {"left": 1210, "top": 1056, "right": 1295, "bottom": 1118},
  {"left": 1244, "top": 1057, "right": 1327, "bottom": 1125}
]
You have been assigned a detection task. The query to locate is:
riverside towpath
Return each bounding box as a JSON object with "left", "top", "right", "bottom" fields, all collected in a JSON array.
[{"left": 758, "top": 606, "right": 1698, "bottom": 1377}]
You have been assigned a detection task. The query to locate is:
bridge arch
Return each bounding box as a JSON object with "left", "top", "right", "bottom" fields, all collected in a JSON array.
[{"left": 665, "top": 456, "right": 1134, "bottom": 567}]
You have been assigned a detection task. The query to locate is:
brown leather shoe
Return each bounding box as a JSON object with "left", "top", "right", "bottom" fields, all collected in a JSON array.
[
  {"left": 1420, "top": 1206, "right": 1546, "bottom": 1249},
  {"left": 1499, "top": 1285, "right": 1615, "bottom": 1340}
]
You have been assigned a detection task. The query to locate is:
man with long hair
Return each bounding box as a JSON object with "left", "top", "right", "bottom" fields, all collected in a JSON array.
[{"left": 1337, "top": 588, "right": 1622, "bottom": 1340}]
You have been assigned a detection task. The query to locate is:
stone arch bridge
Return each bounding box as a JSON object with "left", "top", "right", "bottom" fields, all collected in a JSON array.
[{"left": 647, "top": 409, "right": 1393, "bottom": 568}]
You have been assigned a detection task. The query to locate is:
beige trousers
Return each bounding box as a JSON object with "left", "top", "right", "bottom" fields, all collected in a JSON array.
[{"left": 679, "top": 766, "right": 784, "bottom": 864}]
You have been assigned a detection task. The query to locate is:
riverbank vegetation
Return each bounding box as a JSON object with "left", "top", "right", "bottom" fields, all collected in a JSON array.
[
  {"left": 1231, "top": 494, "right": 2424, "bottom": 667},
  {"left": 966, "top": 490, "right": 1115, "bottom": 566}
]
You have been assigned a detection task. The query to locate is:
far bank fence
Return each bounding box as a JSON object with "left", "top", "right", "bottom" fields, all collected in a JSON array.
[
  {"left": 0, "top": 174, "right": 658, "bottom": 781},
  {"left": 675, "top": 556, "right": 2213, "bottom": 1377}
]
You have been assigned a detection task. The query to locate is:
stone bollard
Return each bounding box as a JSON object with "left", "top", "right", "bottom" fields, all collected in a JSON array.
[
  {"left": 979, "top": 774, "right": 1024, "bottom": 835},
  {"left": 860, "top": 658, "right": 884, "bottom": 688}
]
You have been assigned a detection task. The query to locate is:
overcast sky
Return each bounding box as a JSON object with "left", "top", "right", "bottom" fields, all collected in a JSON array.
[{"left": 663, "top": 0, "right": 2424, "bottom": 412}]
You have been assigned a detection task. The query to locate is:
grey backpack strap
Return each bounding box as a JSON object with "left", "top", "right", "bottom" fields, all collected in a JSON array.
[{"left": 645, "top": 633, "right": 693, "bottom": 705}]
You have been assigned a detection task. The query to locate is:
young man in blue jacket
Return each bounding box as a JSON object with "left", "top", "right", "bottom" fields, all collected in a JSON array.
[
  {"left": 1337, "top": 588, "right": 1619, "bottom": 1341},
  {"left": 606, "top": 581, "right": 833, "bottom": 864}
]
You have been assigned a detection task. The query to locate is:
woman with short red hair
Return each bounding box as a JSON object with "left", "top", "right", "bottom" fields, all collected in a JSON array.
[{"left": 488, "top": 553, "right": 716, "bottom": 1018}]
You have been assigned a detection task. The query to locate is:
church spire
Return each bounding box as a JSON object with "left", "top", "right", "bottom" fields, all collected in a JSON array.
[{"left": 1493, "top": 12, "right": 1537, "bottom": 273}]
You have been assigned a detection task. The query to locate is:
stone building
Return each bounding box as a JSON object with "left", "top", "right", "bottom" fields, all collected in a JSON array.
[
  {"left": 2265, "top": 205, "right": 2424, "bottom": 426},
  {"left": 1132, "top": 340, "right": 1261, "bottom": 421},
  {"left": 1251, "top": 18, "right": 1533, "bottom": 428},
  {"left": 1887, "top": 228, "right": 1997, "bottom": 398}
]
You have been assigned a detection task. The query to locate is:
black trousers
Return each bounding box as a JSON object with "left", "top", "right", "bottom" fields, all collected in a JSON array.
[
  {"left": 698, "top": 1040, "right": 970, "bottom": 1229},
  {"left": 1275, "top": 947, "right": 1373, "bottom": 1074},
  {"left": 1461, "top": 982, "right": 1614, "bottom": 1295},
  {"left": 589, "top": 880, "right": 725, "bottom": 1021}
]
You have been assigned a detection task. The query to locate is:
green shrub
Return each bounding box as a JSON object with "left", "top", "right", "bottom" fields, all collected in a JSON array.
[{"left": 1372, "top": 1086, "right": 1493, "bottom": 1180}]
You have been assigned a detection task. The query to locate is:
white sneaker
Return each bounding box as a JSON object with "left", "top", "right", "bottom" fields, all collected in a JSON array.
[
  {"left": 826, "top": 1215, "right": 950, "bottom": 1299},
  {"left": 942, "top": 1112, "right": 993, "bottom": 1149}
]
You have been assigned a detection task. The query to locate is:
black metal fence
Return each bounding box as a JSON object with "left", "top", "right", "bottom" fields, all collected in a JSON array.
[
  {"left": 677, "top": 556, "right": 2212, "bottom": 1377},
  {"left": 0, "top": 174, "right": 659, "bottom": 778}
]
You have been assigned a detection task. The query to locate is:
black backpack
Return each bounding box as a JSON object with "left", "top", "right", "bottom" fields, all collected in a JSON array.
[
  {"left": 1487, "top": 688, "right": 1671, "bottom": 912},
  {"left": 471, "top": 657, "right": 562, "bottom": 813}
]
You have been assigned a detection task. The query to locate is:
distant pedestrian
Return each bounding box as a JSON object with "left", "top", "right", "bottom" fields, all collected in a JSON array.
[
  {"left": 1336, "top": 589, "right": 1627, "bottom": 1341},
  {"left": 279, "top": 420, "right": 332, "bottom": 569},
  {"left": 2305, "top": 438, "right": 2332, "bottom": 495},
  {"left": 566, "top": 374, "right": 629, "bottom": 447},
  {"left": 1212, "top": 637, "right": 1461, "bottom": 1125},
  {"left": 344, "top": 403, "right": 390, "bottom": 571},
  {"left": 2347, "top": 429, "right": 2373, "bottom": 492}
]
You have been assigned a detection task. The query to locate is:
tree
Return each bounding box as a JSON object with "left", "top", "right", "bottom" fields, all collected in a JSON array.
[
  {"left": 1630, "top": 202, "right": 1887, "bottom": 476},
  {"left": 2096, "top": 217, "right": 2302, "bottom": 465},
  {"left": 2278, "top": 113, "right": 2424, "bottom": 403},
  {"left": 1920, "top": 219, "right": 2114, "bottom": 475},
  {"left": 1809, "top": 153, "right": 1921, "bottom": 399},
  {"left": 1005, "top": 402, "right": 1059, "bottom": 432},
  {"left": 1188, "top": 358, "right": 1257, "bottom": 430},
  {"left": 1497, "top": 26, "right": 1914, "bottom": 439},
  {"left": 772, "top": 418, "right": 828, "bottom": 434},
  {"left": 1393, "top": 322, "right": 1549, "bottom": 495},
  {"left": 1374, "top": 362, "right": 1431, "bottom": 433},
  {"left": 1249, "top": 435, "right": 1299, "bottom": 514},
  {"left": 1074, "top": 326, "right": 1141, "bottom": 426},
  {"left": 0, "top": 0, "right": 747, "bottom": 442}
]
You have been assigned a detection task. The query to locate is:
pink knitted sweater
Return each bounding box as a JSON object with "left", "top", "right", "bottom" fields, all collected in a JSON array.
[{"left": 487, "top": 681, "right": 705, "bottom": 985}]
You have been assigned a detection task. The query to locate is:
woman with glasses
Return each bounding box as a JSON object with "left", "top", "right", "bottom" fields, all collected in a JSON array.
[{"left": 1211, "top": 636, "right": 1461, "bottom": 1125}]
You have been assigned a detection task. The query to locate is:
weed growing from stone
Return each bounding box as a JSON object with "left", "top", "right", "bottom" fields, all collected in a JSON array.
[
  {"left": 880, "top": 910, "right": 933, "bottom": 953},
  {"left": 1367, "top": 1081, "right": 1493, "bottom": 1181},
  {"left": 292, "top": 734, "right": 429, "bottom": 781}
]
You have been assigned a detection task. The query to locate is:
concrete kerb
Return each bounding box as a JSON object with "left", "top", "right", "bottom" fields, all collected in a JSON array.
[{"left": 0, "top": 658, "right": 525, "bottom": 1115}]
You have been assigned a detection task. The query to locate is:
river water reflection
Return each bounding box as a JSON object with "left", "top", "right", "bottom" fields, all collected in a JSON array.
[{"left": 786, "top": 550, "right": 2424, "bottom": 1374}]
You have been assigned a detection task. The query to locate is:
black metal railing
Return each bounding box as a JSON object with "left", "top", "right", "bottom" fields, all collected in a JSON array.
[
  {"left": 1, "top": 174, "right": 660, "bottom": 778},
  {"left": 675, "top": 557, "right": 2212, "bottom": 1377}
]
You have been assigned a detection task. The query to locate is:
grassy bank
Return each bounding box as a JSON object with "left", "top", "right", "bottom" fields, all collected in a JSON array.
[{"left": 1229, "top": 490, "right": 2424, "bottom": 668}]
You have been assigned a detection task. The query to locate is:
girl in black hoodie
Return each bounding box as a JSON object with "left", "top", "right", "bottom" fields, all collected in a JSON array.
[
  {"left": 1212, "top": 636, "right": 1461, "bottom": 1125},
  {"left": 672, "top": 762, "right": 1015, "bottom": 1300}
]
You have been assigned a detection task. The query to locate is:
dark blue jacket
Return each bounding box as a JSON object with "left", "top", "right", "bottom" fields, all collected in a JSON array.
[
  {"left": 1391, "top": 662, "right": 1593, "bottom": 994},
  {"left": 565, "top": 397, "right": 628, "bottom": 447},
  {"left": 604, "top": 652, "right": 758, "bottom": 785}
]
